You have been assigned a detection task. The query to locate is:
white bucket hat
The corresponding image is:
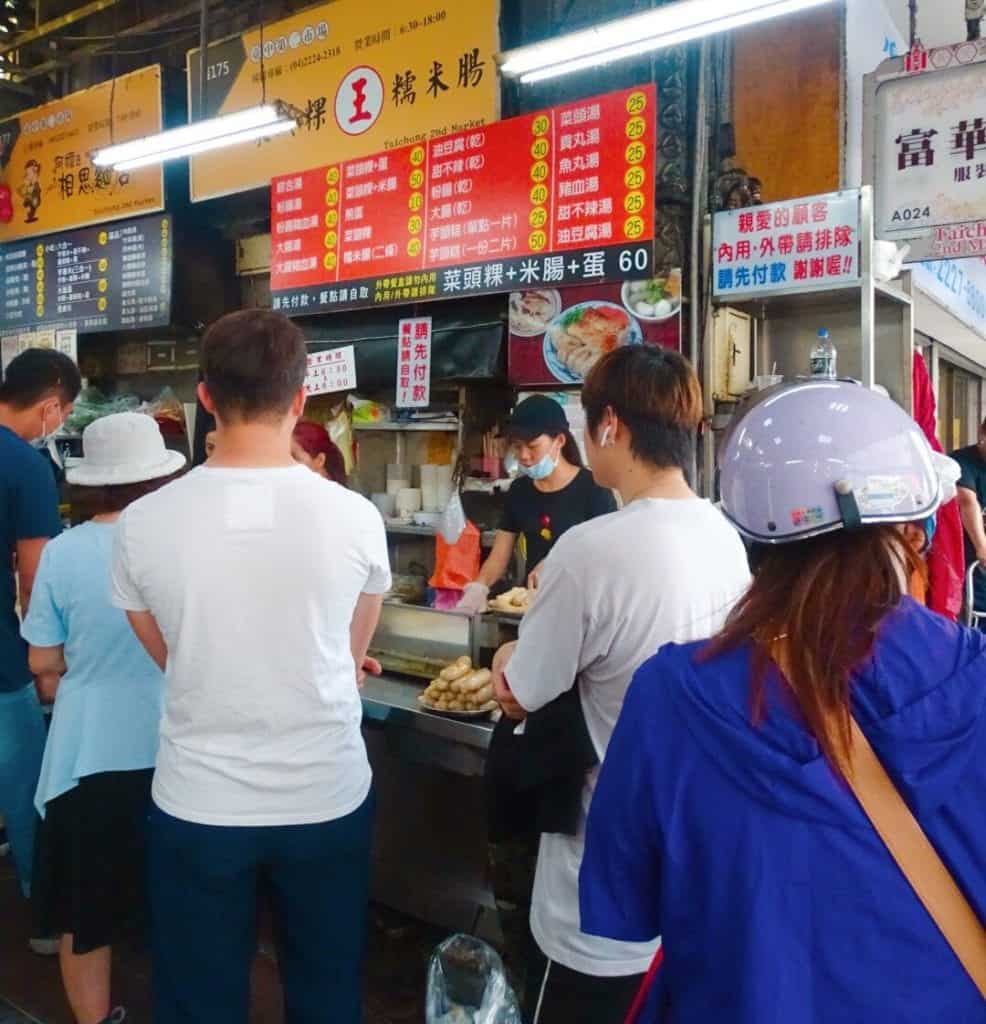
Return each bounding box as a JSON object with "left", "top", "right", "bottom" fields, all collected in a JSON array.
[{"left": 67, "top": 412, "right": 186, "bottom": 487}]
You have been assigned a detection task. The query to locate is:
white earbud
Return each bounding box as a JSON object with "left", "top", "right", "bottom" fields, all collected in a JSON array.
[{"left": 600, "top": 426, "right": 614, "bottom": 448}]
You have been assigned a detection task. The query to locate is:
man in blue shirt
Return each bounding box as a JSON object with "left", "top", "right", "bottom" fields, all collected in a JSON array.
[{"left": 0, "top": 348, "right": 80, "bottom": 902}]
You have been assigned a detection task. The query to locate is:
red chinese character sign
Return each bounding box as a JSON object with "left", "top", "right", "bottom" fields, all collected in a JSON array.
[
  {"left": 305, "top": 345, "right": 357, "bottom": 396},
  {"left": 396, "top": 317, "right": 432, "bottom": 407},
  {"left": 867, "top": 42, "right": 986, "bottom": 260},
  {"left": 270, "top": 85, "right": 656, "bottom": 314},
  {"left": 712, "top": 190, "right": 861, "bottom": 299}
]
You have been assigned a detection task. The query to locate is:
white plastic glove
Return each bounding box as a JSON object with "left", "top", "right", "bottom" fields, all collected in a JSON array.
[{"left": 456, "top": 581, "right": 490, "bottom": 615}]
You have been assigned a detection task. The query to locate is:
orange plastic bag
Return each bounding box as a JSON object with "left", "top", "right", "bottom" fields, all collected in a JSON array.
[{"left": 430, "top": 522, "right": 481, "bottom": 591}]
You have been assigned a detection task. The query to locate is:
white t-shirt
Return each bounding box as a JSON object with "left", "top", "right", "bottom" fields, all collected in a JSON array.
[
  {"left": 111, "top": 465, "right": 391, "bottom": 827},
  {"left": 506, "top": 497, "right": 751, "bottom": 977}
]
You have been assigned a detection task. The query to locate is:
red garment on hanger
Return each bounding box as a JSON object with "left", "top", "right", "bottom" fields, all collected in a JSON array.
[{"left": 913, "top": 351, "right": 965, "bottom": 620}]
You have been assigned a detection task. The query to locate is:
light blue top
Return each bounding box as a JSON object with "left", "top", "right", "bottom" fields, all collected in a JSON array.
[{"left": 21, "top": 521, "right": 163, "bottom": 816}]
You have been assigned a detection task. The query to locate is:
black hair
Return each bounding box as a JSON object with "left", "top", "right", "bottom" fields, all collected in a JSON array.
[
  {"left": 201, "top": 309, "right": 307, "bottom": 421},
  {"left": 0, "top": 348, "right": 81, "bottom": 410}
]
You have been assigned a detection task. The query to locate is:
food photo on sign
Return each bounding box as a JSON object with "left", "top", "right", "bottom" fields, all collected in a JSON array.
[{"left": 507, "top": 271, "right": 682, "bottom": 386}]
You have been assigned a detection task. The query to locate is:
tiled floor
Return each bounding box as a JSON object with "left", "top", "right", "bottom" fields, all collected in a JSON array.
[{"left": 0, "top": 855, "right": 446, "bottom": 1023}]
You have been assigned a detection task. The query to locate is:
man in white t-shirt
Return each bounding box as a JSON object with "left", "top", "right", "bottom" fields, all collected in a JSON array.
[
  {"left": 111, "top": 310, "right": 390, "bottom": 1023},
  {"left": 491, "top": 347, "right": 750, "bottom": 1024}
]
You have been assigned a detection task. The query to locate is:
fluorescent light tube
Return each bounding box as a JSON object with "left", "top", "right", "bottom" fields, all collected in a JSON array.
[
  {"left": 112, "top": 118, "right": 297, "bottom": 172},
  {"left": 500, "top": 0, "right": 836, "bottom": 83},
  {"left": 92, "top": 102, "right": 297, "bottom": 169}
]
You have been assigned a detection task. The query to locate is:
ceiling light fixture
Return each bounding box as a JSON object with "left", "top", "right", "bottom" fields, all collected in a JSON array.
[
  {"left": 499, "top": 0, "right": 836, "bottom": 84},
  {"left": 92, "top": 100, "right": 297, "bottom": 172}
]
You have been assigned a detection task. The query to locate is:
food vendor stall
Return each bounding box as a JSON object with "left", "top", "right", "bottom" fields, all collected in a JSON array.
[{"left": 261, "top": 80, "right": 674, "bottom": 929}]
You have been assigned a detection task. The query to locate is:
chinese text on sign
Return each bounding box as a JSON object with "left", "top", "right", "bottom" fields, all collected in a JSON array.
[
  {"left": 396, "top": 317, "right": 432, "bottom": 407},
  {"left": 270, "top": 85, "right": 656, "bottom": 313},
  {"left": 713, "top": 191, "right": 861, "bottom": 298}
]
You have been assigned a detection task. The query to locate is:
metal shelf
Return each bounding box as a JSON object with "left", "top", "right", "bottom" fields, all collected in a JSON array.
[
  {"left": 385, "top": 523, "right": 498, "bottom": 546},
  {"left": 354, "top": 421, "right": 460, "bottom": 432}
]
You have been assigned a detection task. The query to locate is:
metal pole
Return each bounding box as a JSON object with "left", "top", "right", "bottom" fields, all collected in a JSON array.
[
  {"left": 690, "top": 38, "right": 711, "bottom": 490},
  {"left": 198, "top": 0, "right": 207, "bottom": 120},
  {"left": 908, "top": 0, "right": 918, "bottom": 46}
]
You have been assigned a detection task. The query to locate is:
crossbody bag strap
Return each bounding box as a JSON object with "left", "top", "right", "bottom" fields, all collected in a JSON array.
[{"left": 842, "top": 715, "right": 986, "bottom": 998}]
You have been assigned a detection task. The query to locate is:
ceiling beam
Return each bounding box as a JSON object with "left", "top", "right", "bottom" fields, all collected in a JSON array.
[
  {"left": 8, "top": 0, "right": 228, "bottom": 83},
  {"left": 0, "top": 0, "right": 123, "bottom": 57}
]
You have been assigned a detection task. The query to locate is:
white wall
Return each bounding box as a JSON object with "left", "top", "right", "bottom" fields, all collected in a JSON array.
[{"left": 884, "top": 0, "right": 978, "bottom": 49}]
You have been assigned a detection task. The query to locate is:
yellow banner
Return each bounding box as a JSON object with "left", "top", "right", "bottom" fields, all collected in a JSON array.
[
  {"left": 0, "top": 66, "right": 164, "bottom": 243},
  {"left": 188, "top": 0, "right": 500, "bottom": 203}
]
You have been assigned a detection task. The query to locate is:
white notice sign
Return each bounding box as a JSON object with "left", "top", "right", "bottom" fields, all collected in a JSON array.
[
  {"left": 305, "top": 345, "right": 357, "bottom": 397},
  {"left": 396, "top": 317, "right": 432, "bottom": 408}
]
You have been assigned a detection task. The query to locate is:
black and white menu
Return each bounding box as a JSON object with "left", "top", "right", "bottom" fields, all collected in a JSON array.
[{"left": 0, "top": 213, "right": 172, "bottom": 334}]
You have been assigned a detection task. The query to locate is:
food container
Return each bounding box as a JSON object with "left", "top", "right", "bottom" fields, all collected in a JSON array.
[
  {"left": 388, "top": 572, "right": 427, "bottom": 604},
  {"left": 396, "top": 487, "right": 423, "bottom": 518},
  {"left": 386, "top": 463, "right": 411, "bottom": 497},
  {"left": 435, "top": 465, "right": 454, "bottom": 509},
  {"left": 372, "top": 492, "right": 396, "bottom": 518},
  {"left": 420, "top": 464, "right": 441, "bottom": 512}
]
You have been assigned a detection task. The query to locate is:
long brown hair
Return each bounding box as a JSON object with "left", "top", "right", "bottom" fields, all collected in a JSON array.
[{"left": 705, "top": 524, "right": 923, "bottom": 768}]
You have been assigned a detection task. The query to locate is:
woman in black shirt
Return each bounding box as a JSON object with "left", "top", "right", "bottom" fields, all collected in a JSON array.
[{"left": 457, "top": 395, "right": 616, "bottom": 613}]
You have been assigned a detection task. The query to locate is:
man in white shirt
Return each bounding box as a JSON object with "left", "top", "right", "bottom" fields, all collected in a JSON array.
[
  {"left": 492, "top": 347, "right": 750, "bottom": 1024},
  {"left": 112, "top": 310, "right": 390, "bottom": 1024}
]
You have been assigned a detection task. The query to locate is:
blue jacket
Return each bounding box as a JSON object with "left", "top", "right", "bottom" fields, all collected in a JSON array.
[{"left": 580, "top": 599, "right": 986, "bottom": 1022}]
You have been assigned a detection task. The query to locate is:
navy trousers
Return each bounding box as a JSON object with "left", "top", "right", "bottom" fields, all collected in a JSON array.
[{"left": 149, "top": 791, "right": 375, "bottom": 1024}]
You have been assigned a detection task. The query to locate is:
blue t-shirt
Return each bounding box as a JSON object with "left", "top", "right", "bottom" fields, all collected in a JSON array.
[
  {"left": 21, "top": 521, "right": 163, "bottom": 814},
  {"left": 1, "top": 425, "right": 62, "bottom": 692},
  {"left": 580, "top": 599, "right": 986, "bottom": 1023}
]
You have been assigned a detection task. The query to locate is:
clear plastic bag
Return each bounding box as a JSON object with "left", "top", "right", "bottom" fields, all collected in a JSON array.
[{"left": 426, "top": 935, "right": 522, "bottom": 1024}]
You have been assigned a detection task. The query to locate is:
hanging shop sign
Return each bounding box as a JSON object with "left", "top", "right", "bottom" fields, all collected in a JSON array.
[
  {"left": 0, "top": 66, "right": 164, "bottom": 244},
  {"left": 396, "top": 317, "right": 433, "bottom": 407},
  {"left": 912, "top": 256, "right": 986, "bottom": 339},
  {"left": 508, "top": 273, "right": 681, "bottom": 386},
  {"left": 305, "top": 344, "right": 357, "bottom": 395},
  {"left": 865, "top": 42, "right": 986, "bottom": 260},
  {"left": 712, "top": 190, "right": 861, "bottom": 300},
  {"left": 0, "top": 213, "right": 172, "bottom": 334},
  {"left": 187, "top": 0, "right": 500, "bottom": 203},
  {"left": 270, "top": 84, "right": 656, "bottom": 314}
]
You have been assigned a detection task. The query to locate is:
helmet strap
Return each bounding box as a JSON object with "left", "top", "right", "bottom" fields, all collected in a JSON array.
[{"left": 835, "top": 482, "right": 862, "bottom": 530}]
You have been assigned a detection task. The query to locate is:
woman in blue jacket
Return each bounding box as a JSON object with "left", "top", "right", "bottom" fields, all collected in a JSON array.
[{"left": 580, "top": 379, "right": 986, "bottom": 1022}]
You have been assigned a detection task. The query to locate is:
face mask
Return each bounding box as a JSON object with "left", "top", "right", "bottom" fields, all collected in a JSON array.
[
  {"left": 521, "top": 452, "right": 557, "bottom": 481},
  {"left": 30, "top": 404, "right": 64, "bottom": 468}
]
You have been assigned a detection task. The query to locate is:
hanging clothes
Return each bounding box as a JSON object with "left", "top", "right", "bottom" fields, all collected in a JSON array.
[{"left": 913, "top": 352, "right": 965, "bottom": 620}]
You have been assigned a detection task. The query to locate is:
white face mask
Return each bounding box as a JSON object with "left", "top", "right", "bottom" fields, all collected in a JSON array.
[{"left": 30, "top": 403, "right": 64, "bottom": 468}]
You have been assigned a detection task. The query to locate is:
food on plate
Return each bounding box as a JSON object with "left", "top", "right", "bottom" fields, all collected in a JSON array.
[
  {"left": 548, "top": 304, "right": 632, "bottom": 378},
  {"left": 623, "top": 271, "right": 682, "bottom": 320},
  {"left": 488, "top": 587, "right": 532, "bottom": 614},
  {"left": 510, "top": 289, "right": 560, "bottom": 335},
  {"left": 440, "top": 656, "right": 472, "bottom": 682},
  {"left": 420, "top": 658, "right": 498, "bottom": 714}
]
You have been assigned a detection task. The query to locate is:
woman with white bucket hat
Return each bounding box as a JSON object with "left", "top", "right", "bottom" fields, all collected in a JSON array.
[{"left": 21, "top": 412, "right": 184, "bottom": 1024}]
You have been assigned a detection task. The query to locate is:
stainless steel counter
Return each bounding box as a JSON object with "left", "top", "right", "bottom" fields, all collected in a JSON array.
[{"left": 360, "top": 673, "right": 495, "bottom": 752}]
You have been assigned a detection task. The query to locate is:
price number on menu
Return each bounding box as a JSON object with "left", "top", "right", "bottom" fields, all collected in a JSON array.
[
  {"left": 624, "top": 166, "right": 646, "bottom": 190},
  {"left": 626, "top": 117, "right": 647, "bottom": 140},
  {"left": 530, "top": 161, "right": 550, "bottom": 183},
  {"left": 624, "top": 191, "right": 646, "bottom": 214},
  {"left": 531, "top": 138, "right": 550, "bottom": 160},
  {"left": 624, "top": 216, "right": 646, "bottom": 239},
  {"left": 626, "top": 91, "right": 648, "bottom": 115},
  {"left": 618, "top": 247, "right": 651, "bottom": 273}
]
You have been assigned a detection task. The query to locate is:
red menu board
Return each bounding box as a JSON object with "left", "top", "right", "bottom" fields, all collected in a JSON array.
[{"left": 270, "top": 85, "right": 656, "bottom": 315}]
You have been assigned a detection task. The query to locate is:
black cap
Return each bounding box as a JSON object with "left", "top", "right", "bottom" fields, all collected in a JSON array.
[{"left": 508, "top": 395, "right": 569, "bottom": 442}]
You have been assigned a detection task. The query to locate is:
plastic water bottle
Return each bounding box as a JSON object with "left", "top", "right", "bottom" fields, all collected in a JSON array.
[{"left": 810, "top": 328, "right": 837, "bottom": 379}]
